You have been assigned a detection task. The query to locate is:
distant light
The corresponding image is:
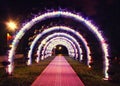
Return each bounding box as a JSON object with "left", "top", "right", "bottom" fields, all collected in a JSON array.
[
  {"left": 58, "top": 46, "right": 62, "bottom": 50},
  {"left": 6, "top": 20, "right": 17, "bottom": 31}
]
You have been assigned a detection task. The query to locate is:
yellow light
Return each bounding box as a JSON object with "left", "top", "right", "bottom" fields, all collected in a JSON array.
[
  {"left": 7, "top": 33, "right": 10, "bottom": 37},
  {"left": 6, "top": 21, "right": 17, "bottom": 31},
  {"left": 41, "top": 40, "right": 46, "bottom": 44},
  {"left": 7, "top": 33, "right": 12, "bottom": 41},
  {"left": 59, "top": 46, "right": 62, "bottom": 50},
  {"left": 9, "top": 44, "right": 13, "bottom": 48}
]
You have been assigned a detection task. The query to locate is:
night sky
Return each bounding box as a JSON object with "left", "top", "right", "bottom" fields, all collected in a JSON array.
[{"left": 0, "top": 0, "right": 120, "bottom": 57}]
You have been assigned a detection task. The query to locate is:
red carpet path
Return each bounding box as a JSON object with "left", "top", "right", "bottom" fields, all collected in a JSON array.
[{"left": 32, "top": 55, "right": 85, "bottom": 86}]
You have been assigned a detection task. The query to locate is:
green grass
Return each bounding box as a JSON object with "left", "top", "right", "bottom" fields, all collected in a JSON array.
[
  {"left": 0, "top": 56, "right": 54, "bottom": 86},
  {"left": 65, "top": 56, "right": 120, "bottom": 86},
  {"left": 0, "top": 56, "right": 120, "bottom": 86}
]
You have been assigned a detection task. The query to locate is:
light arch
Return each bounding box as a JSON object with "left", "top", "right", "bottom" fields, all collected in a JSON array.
[
  {"left": 7, "top": 11, "right": 109, "bottom": 79},
  {"left": 42, "top": 37, "right": 77, "bottom": 58},
  {"left": 41, "top": 40, "right": 75, "bottom": 60},
  {"left": 28, "top": 26, "right": 91, "bottom": 67},
  {"left": 27, "top": 31, "right": 82, "bottom": 65},
  {"left": 36, "top": 36, "right": 78, "bottom": 62}
]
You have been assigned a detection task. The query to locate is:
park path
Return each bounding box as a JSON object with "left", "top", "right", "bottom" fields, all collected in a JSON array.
[{"left": 31, "top": 55, "right": 84, "bottom": 86}]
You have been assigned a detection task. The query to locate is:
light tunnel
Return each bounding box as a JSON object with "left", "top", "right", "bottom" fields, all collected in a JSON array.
[
  {"left": 37, "top": 36, "right": 77, "bottom": 62},
  {"left": 42, "top": 39, "right": 75, "bottom": 59},
  {"left": 36, "top": 36, "right": 78, "bottom": 63},
  {"left": 27, "top": 31, "right": 82, "bottom": 66},
  {"left": 28, "top": 26, "right": 91, "bottom": 68},
  {"left": 42, "top": 37, "right": 78, "bottom": 58},
  {"left": 7, "top": 11, "right": 109, "bottom": 79}
]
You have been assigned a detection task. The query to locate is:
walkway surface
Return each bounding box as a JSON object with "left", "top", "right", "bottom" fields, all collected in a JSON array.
[{"left": 32, "top": 55, "right": 84, "bottom": 86}]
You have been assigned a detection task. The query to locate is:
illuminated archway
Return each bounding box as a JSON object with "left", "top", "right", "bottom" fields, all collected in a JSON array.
[
  {"left": 27, "top": 31, "right": 82, "bottom": 65},
  {"left": 43, "top": 37, "right": 77, "bottom": 58},
  {"left": 36, "top": 33, "right": 81, "bottom": 63},
  {"left": 39, "top": 37, "right": 77, "bottom": 60},
  {"left": 7, "top": 11, "right": 109, "bottom": 79},
  {"left": 29, "top": 26, "right": 91, "bottom": 67},
  {"left": 41, "top": 40, "right": 74, "bottom": 60}
]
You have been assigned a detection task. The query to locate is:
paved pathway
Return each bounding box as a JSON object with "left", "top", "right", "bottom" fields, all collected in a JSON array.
[{"left": 32, "top": 55, "right": 84, "bottom": 86}]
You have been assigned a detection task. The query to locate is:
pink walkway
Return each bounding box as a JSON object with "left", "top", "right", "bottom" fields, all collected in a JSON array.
[{"left": 32, "top": 55, "right": 84, "bottom": 86}]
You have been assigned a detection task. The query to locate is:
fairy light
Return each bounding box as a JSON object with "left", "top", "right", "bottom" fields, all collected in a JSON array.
[
  {"left": 45, "top": 37, "right": 76, "bottom": 56},
  {"left": 34, "top": 26, "right": 91, "bottom": 66},
  {"left": 44, "top": 39, "right": 75, "bottom": 56},
  {"left": 27, "top": 26, "right": 82, "bottom": 65},
  {"left": 41, "top": 40, "right": 73, "bottom": 60},
  {"left": 28, "top": 31, "right": 81, "bottom": 64},
  {"left": 36, "top": 36, "right": 77, "bottom": 63}
]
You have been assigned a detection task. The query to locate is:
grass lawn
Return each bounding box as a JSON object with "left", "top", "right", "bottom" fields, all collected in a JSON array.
[
  {"left": 0, "top": 56, "right": 54, "bottom": 86},
  {"left": 65, "top": 56, "right": 120, "bottom": 86},
  {"left": 0, "top": 55, "right": 119, "bottom": 86}
]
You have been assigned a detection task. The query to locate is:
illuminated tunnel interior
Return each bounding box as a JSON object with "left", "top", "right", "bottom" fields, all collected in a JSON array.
[{"left": 52, "top": 45, "right": 68, "bottom": 56}]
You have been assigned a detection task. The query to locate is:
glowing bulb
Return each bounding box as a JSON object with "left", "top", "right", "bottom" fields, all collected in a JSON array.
[
  {"left": 58, "top": 46, "right": 62, "bottom": 50},
  {"left": 6, "top": 21, "right": 17, "bottom": 31}
]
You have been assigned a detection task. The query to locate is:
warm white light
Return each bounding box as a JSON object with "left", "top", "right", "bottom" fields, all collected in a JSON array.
[
  {"left": 41, "top": 39, "right": 74, "bottom": 60},
  {"left": 6, "top": 21, "right": 17, "bottom": 31},
  {"left": 36, "top": 36, "right": 77, "bottom": 62},
  {"left": 58, "top": 46, "right": 62, "bottom": 50},
  {"left": 41, "top": 40, "right": 46, "bottom": 44},
  {"left": 36, "top": 32, "right": 82, "bottom": 62}
]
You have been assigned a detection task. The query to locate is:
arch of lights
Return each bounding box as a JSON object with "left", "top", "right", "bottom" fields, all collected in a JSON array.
[
  {"left": 7, "top": 11, "right": 109, "bottom": 79},
  {"left": 42, "top": 37, "right": 77, "bottom": 58},
  {"left": 43, "top": 40, "right": 74, "bottom": 58},
  {"left": 41, "top": 40, "right": 75, "bottom": 60},
  {"left": 27, "top": 31, "right": 82, "bottom": 65},
  {"left": 31, "top": 26, "right": 91, "bottom": 67},
  {"left": 43, "top": 40, "right": 75, "bottom": 59},
  {"left": 36, "top": 32, "right": 80, "bottom": 63},
  {"left": 36, "top": 36, "right": 78, "bottom": 62},
  {"left": 36, "top": 37, "right": 76, "bottom": 61}
]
